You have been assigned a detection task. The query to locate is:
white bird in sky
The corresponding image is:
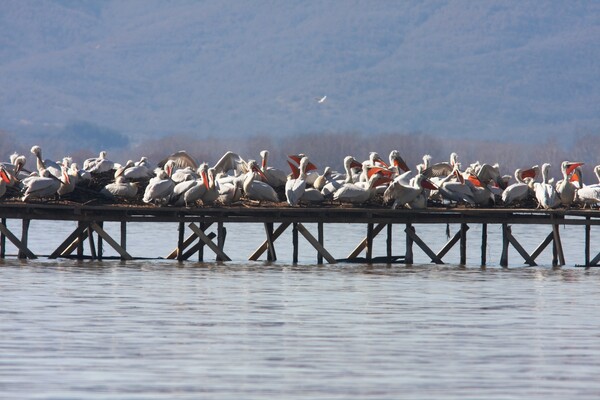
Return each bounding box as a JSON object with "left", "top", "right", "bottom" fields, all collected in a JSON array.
[{"left": 316, "top": 95, "right": 327, "bottom": 103}]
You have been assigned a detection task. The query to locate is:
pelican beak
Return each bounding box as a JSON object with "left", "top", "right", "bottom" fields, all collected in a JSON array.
[
  {"left": 350, "top": 159, "right": 363, "bottom": 169},
  {"left": 287, "top": 161, "right": 299, "bottom": 179},
  {"left": 394, "top": 158, "right": 410, "bottom": 172},
  {"left": 367, "top": 166, "right": 388, "bottom": 179},
  {"left": 375, "top": 156, "right": 389, "bottom": 168},
  {"left": 520, "top": 167, "right": 537, "bottom": 180},
  {"left": 202, "top": 170, "right": 209, "bottom": 189},
  {"left": 468, "top": 175, "right": 482, "bottom": 187},
  {"left": 421, "top": 178, "right": 438, "bottom": 190},
  {"left": 454, "top": 169, "right": 465, "bottom": 184},
  {"left": 288, "top": 155, "right": 302, "bottom": 165},
  {"left": 306, "top": 162, "right": 318, "bottom": 172},
  {"left": 0, "top": 169, "right": 10, "bottom": 183},
  {"left": 261, "top": 158, "right": 267, "bottom": 169},
  {"left": 566, "top": 162, "right": 584, "bottom": 176},
  {"left": 253, "top": 164, "right": 269, "bottom": 182}
]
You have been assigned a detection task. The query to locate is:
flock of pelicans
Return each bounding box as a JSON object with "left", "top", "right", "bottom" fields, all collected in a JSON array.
[{"left": 1, "top": 145, "right": 600, "bottom": 210}]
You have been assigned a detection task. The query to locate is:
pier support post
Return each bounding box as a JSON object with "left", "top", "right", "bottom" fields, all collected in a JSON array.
[
  {"left": 264, "top": 222, "right": 276, "bottom": 261},
  {"left": 97, "top": 221, "right": 104, "bottom": 260},
  {"left": 292, "top": 223, "right": 298, "bottom": 264},
  {"left": 0, "top": 218, "right": 5, "bottom": 258},
  {"left": 317, "top": 222, "right": 324, "bottom": 265},
  {"left": 387, "top": 224, "right": 392, "bottom": 264},
  {"left": 249, "top": 222, "right": 291, "bottom": 261},
  {"left": 552, "top": 222, "right": 565, "bottom": 266},
  {"left": 177, "top": 222, "right": 185, "bottom": 262},
  {"left": 217, "top": 222, "right": 226, "bottom": 262},
  {"left": 366, "top": 223, "right": 374, "bottom": 263},
  {"left": 19, "top": 219, "right": 30, "bottom": 259},
  {"left": 481, "top": 223, "right": 487, "bottom": 266},
  {"left": 120, "top": 221, "right": 127, "bottom": 259},
  {"left": 87, "top": 224, "right": 97, "bottom": 260},
  {"left": 77, "top": 221, "right": 84, "bottom": 259},
  {"left": 405, "top": 223, "right": 413, "bottom": 264},
  {"left": 585, "top": 217, "right": 590, "bottom": 266},
  {"left": 500, "top": 223, "right": 509, "bottom": 267},
  {"left": 460, "top": 223, "right": 467, "bottom": 265}
]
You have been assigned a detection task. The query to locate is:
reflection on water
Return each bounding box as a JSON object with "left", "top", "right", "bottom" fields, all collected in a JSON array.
[{"left": 1, "top": 221, "right": 600, "bottom": 399}]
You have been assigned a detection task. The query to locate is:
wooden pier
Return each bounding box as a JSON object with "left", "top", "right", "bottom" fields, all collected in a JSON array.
[{"left": 0, "top": 202, "right": 599, "bottom": 267}]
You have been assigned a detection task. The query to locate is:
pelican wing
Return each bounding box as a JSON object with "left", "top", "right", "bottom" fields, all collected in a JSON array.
[{"left": 158, "top": 151, "right": 198, "bottom": 171}]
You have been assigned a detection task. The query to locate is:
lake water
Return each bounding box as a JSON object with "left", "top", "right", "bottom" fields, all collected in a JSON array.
[{"left": 1, "top": 220, "right": 600, "bottom": 399}]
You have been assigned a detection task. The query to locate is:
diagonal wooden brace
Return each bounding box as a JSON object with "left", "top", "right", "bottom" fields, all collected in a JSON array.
[
  {"left": 347, "top": 223, "right": 387, "bottom": 259},
  {"left": 89, "top": 222, "right": 133, "bottom": 260},
  {"left": 0, "top": 222, "right": 37, "bottom": 259},
  {"left": 188, "top": 223, "right": 231, "bottom": 261},
  {"left": 248, "top": 222, "right": 291, "bottom": 261},
  {"left": 405, "top": 226, "right": 444, "bottom": 264},
  {"left": 296, "top": 223, "right": 337, "bottom": 264}
]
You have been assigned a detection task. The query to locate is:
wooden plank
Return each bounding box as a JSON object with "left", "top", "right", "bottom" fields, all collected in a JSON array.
[
  {"left": 249, "top": 222, "right": 291, "bottom": 261},
  {"left": 0, "top": 222, "right": 37, "bottom": 259},
  {"left": 89, "top": 222, "right": 133, "bottom": 260},
  {"left": 405, "top": 226, "right": 444, "bottom": 264},
  {"left": 505, "top": 226, "right": 536, "bottom": 266},
  {"left": 188, "top": 223, "right": 231, "bottom": 261},
  {"left": 347, "top": 223, "right": 386, "bottom": 259},
  {"left": 590, "top": 250, "right": 600, "bottom": 266},
  {"left": 530, "top": 232, "right": 554, "bottom": 261},
  {"left": 296, "top": 223, "right": 337, "bottom": 264}
]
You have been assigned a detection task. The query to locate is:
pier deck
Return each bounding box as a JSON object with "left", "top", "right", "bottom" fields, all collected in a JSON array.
[{"left": 0, "top": 201, "right": 599, "bottom": 266}]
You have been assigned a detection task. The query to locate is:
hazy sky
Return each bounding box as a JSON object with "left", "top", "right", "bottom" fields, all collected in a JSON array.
[{"left": 1, "top": 1, "right": 599, "bottom": 144}]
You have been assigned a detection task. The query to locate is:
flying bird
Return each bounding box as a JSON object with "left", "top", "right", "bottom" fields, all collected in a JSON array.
[{"left": 316, "top": 95, "right": 327, "bottom": 103}]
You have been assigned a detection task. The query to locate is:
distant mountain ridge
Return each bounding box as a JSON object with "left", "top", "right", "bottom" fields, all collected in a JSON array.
[{"left": 1, "top": 0, "right": 599, "bottom": 147}]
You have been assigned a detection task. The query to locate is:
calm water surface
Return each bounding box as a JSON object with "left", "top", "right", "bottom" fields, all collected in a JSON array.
[{"left": 1, "top": 221, "right": 600, "bottom": 399}]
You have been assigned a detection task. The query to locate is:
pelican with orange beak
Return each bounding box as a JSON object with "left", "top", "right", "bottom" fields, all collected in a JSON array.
[{"left": 556, "top": 161, "right": 585, "bottom": 207}]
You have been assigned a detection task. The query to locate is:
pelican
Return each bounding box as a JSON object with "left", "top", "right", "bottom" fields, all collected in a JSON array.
[
  {"left": 556, "top": 161, "right": 584, "bottom": 207},
  {"left": 316, "top": 95, "right": 327, "bottom": 103},
  {"left": 433, "top": 165, "right": 476, "bottom": 205},
  {"left": 333, "top": 173, "right": 388, "bottom": 204},
  {"left": 423, "top": 152, "right": 459, "bottom": 179},
  {"left": 383, "top": 174, "right": 436, "bottom": 209},
  {"left": 201, "top": 168, "right": 220, "bottom": 205},
  {"left": 171, "top": 174, "right": 200, "bottom": 206},
  {"left": 123, "top": 158, "right": 153, "bottom": 180},
  {"left": 182, "top": 164, "right": 210, "bottom": 207},
  {"left": 157, "top": 150, "right": 198, "bottom": 170},
  {"left": 213, "top": 151, "right": 248, "bottom": 176},
  {"left": 21, "top": 168, "right": 66, "bottom": 201},
  {"left": 83, "top": 150, "right": 115, "bottom": 174},
  {"left": 243, "top": 160, "right": 279, "bottom": 203},
  {"left": 259, "top": 150, "right": 287, "bottom": 188},
  {"left": 288, "top": 154, "right": 319, "bottom": 186},
  {"left": 30, "top": 145, "right": 62, "bottom": 178},
  {"left": 218, "top": 178, "right": 243, "bottom": 205},
  {"left": 285, "top": 156, "right": 310, "bottom": 206},
  {"left": 388, "top": 150, "right": 410, "bottom": 175},
  {"left": 100, "top": 176, "right": 138, "bottom": 199},
  {"left": 143, "top": 160, "right": 176, "bottom": 205},
  {"left": 321, "top": 156, "right": 362, "bottom": 198},
  {"left": 533, "top": 163, "right": 560, "bottom": 209},
  {"left": 502, "top": 169, "right": 533, "bottom": 206},
  {"left": 57, "top": 163, "right": 80, "bottom": 196},
  {"left": 312, "top": 166, "right": 332, "bottom": 191}
]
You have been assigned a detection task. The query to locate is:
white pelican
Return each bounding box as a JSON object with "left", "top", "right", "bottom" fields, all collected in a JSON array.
[
  {"left": 182, "top": 164, "right": 210, "bottom": 207},
  {"left": 388, "top": 150, "right": 410, "bottom": 175},
  {"left": 434, "top": 166, "right": 475, "bottom": 205},
  {"left": 201, "top": 168, "right": 220, "bottom": 205},
  {"left": 383, "top": 174, "right": 436, "bottom": 209},
  {"left": 213, "top": 151, "right": 248, "bottom": 176},
  {"left": 21, "top": 168, "right": 66, "bottom": 201},
  {"left": 321, "top": 156, "right": 362, "bottom": 198},
  {"left": 288, "top": 154, "right": 319, "bottom": 186},
  {"left": 171, "top": 174, "right": 200, "bottom": 206},
  {"left": 57, "top": 163, "right": 80, "bottom": 196},
  {"left": 502, "top": 169, "right": 533, "bottom": 206},
  {"left": 312, "top": 166, "right": 332, "bottom": 192},
  {"left": 285, "top": 156, "right": 312, "bottom": 206},
  {"left": 259, "top": 150, "right": 287, "bottom": 188},
  {"left": 158, "top": 151, "right": 198, "bottom": 170},
  {"left": 83, "top": 151, "right": 115, "bottom": 174},
  {"left": 333, "top": 173, "right": 389, "bottom": 204},
  {"left": 171, "top": 166, "right": 198, "bottom": 183},
  {"left": 218, "top": 178, "right": 243, "bottom": 205},
  {"left": 423, "top": 152, "right": 459, "bottom": 179},
  {"left": 123, "top": 158, "right": 153, "bottom": 180},
  {"left": 533, "top": 163, "right": 560, "bottom": 209},
  {"left": 100, "top": 176, "right": 138, "bottom": 199},
  {"left": 30, "top": 145, "right": 62, "bottom": 179},
  {"left": 556, "top": 161, "right": 584, "bottom": 207},
  {"left": 143, "top": 160, "right": 175, "bottom": 205},
  {"left": 243, "top": 160, "right": 279, "bottom": 203}
]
